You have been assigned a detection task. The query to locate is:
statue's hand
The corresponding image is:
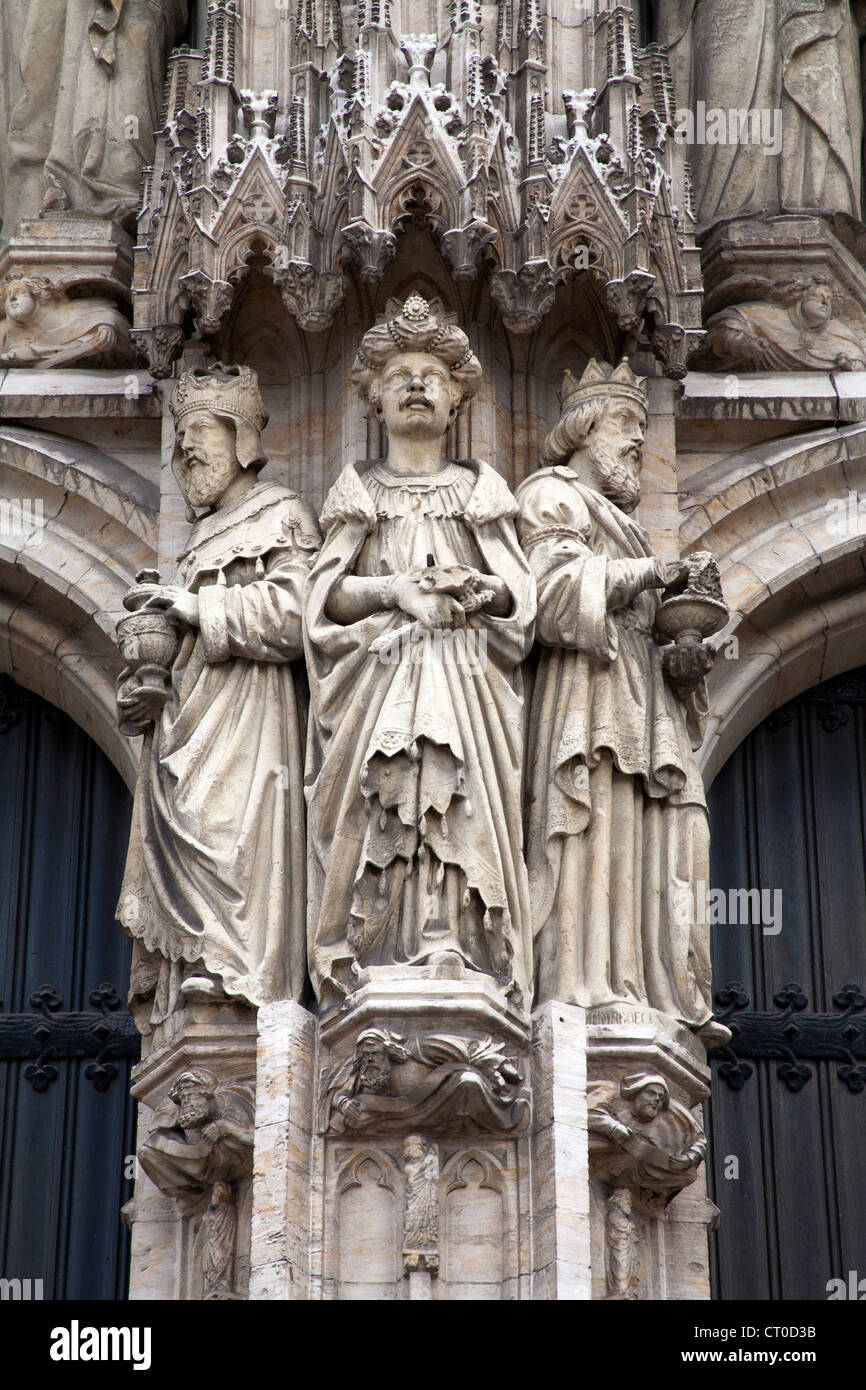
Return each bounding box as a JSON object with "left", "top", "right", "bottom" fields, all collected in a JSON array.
[
  {"left": 662, "top": 641, "right": 713, "bottom": 697},
  {"left": 116, "top": 679, "right": 165, "bottom": 729},
  {"left": 140, "top": 585, "right": 201, "bottom": 628},
  {"left": 392, "top": 575, "right": 467, "bottom": 629},
  {"left": 660, "top": 559, "right": 690, "bottom": 594}
]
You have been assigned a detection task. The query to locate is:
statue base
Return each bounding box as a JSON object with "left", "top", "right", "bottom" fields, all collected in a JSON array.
[
  {"left": 699, "top": 213, "right": 866, "bottom": 326},
  {"left": 125, "top": 999, "right": 257, "bottom": 1301}
]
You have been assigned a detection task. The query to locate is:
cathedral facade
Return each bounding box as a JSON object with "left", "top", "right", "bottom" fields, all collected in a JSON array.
[{"left": 1, "top": 0, "right": 864, "bottom": 1302}]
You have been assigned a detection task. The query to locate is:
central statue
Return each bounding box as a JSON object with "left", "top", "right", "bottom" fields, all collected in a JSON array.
[{"left": 304, "top": 295, "right": 535, "bottom": 1010}]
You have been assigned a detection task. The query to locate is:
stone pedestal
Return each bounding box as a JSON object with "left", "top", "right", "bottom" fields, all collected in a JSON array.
[
  {"left": 700, "top": 214, "right": 866, "bottom": 324},
  {"left": 585, "top": 1005, "right": 715, "bottom": 1302},
  {"left": 0, "top": 213, "right": 133, "bottom": 306},
  {"left": 125, "top": 999, "right": 257, "bottom": 1301}
]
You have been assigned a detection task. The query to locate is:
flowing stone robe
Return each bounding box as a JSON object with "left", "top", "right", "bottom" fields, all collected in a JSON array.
[
  {"left": 516, "top": 466, "right": 712, "bottom": 1026},
  {"left": 118, "top": 480, "right": 321, "bottom": 1010},
  {"left": 658, "top": 0, "right": 863, "bottom": 224},
  {"left": 2, "top": 0, "right": 188, "bottom": 231},
  {"left": 304, "top": 460, "right": 535, "bottom": 1007}
]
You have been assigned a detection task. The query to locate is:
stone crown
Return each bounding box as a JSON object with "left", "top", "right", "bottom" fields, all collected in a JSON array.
[
  {"left": 559, "top": 357, "right": 647, "bottom": 414},
  {"left": 171, "top": 363, "right": 269, "bottom": 432}
]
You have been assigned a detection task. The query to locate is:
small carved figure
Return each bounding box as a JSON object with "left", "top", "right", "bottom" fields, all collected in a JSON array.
[
  {"left": 704, "top": 276, "right": 866, "bottom": 372},
  {"left": 304, "top": 294, "right": 535, "bottom": 1008},
  {"left": 319, "top": 1028, "right": 529, "bottom": 1135},
  {"left": 604, "top": 1187, "right": 639, "bottom": 1300},
  {"left": 116, "top": 363, "right": 321, "bottom": 1025},
  {"left": 197, "top": 1179, "right": 239, "bottom": 1300},
  {"left": 588, "top": 1073, "right": 707, "bottom": 1208},
  {"left": 0, "top": 275, "right": 129, "bottom": 368},
  {"left": 402, "top": 1134, "right": 440, "bottom": 1274}
]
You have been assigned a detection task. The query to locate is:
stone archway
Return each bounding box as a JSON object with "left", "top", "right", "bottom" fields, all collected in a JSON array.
[
  {"left": 0, "top": 424, "right": 158, "bottom": 788},
  {"left": 681, "top": 421, "right": 866, "bottom": 786}
]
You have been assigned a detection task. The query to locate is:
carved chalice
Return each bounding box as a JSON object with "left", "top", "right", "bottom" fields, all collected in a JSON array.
[
  {"left": 654, "top": 551, "right": 727, "bottom": 691},
  {"left": 116, "top": 568, "right": 178, "bottom": 731}
]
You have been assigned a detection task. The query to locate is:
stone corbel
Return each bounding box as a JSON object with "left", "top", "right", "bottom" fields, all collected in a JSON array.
[
  {"left": 440, "top": 220, "right": 499, "bottom": 282},
  {"left": 490, "top": 259, "right": 557, "bottom": 333},
  {"left": 130, "top": 323, "right": 186, "bottom": 379},
  {"left": 604, "top": 269, "right": 655, "bottom": 335},
  {"left": 178, "top": 271, "right": 235, "bottom": 337},
  {"left": 137, "top": 1065, "right": 255, "bottom": 1301},
  {"left": 268, "top": 259, "right": 347, "bottom": 331},
  {"left": 339, "top": 221, "right": 398, "bottom": 282},
  {"left": 650, "top": 322, "right": 706, "bottom": 380}
]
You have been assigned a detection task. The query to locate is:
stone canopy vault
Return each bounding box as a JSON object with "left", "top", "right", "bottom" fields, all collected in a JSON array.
[{"left": 2, "top": 0, "right": 866, "bottom": 1307}]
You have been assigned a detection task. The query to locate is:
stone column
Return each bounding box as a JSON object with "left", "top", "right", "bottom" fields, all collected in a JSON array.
[{"left": 530, "top": 1002, "right": 592, "bottom": 1300}]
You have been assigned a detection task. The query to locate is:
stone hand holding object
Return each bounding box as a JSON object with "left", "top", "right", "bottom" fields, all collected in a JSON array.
[
  {"left": 116, "top": 568, "right": 180, "bottom": 735},
  {"left": 655, "top": 550, "right": 727, "bottom": 697},
  {"left": 417, "top": 558, "right": 496, "bottom": 612}
]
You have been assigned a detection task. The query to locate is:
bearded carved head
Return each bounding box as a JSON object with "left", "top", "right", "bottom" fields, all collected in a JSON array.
[{"left": 540, "top": 358, "right": 648, "bottom": 513}]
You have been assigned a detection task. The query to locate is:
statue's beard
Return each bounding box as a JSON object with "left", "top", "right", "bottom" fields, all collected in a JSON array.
[{"left": 589, "top": 439, "right": 641, "bottom": 513}]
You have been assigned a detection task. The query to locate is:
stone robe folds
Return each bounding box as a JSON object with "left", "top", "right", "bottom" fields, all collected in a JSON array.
[
  {"left": 304, "top": 460, "right": 535, "bottom": 1006},
  {"left": 2, "top": 0, "right": 188, "bottom": 231},
  {"left": 118, "top": 481, "right": 320, "bottom": 1009},
  {"left": 516, "top": 467, "right": 712, "bottom": 1026}
]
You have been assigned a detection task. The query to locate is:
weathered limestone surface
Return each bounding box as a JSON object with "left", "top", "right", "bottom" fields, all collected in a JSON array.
[{"left": 8, "top": 0, "right": 866, "bottom": 1306}]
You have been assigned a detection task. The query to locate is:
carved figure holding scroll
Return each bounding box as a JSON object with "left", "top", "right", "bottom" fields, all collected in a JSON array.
[{"left": 0, "top": 275, "right": 129, "bottom": 368}]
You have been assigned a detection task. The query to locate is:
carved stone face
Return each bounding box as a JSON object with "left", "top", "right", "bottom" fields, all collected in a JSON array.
[
  {"left": 582, "top": 399, "right": 646, "bottom": 512},
  {"left": 377, "top": 351, "right": 455, "bottom": 444},
  {"left": 800, "top": 285, "right": 832, "bottom": 329},
  {"left": 174, "top": 1080, "right": 213, "bottom": 1131},
  {"left": 174, "top": 409, "right": 241, "bottom": 509},
  {"left": 5, "top": 284, "right": 36, "bottom": 324},
  {"left": 356, "top": 1038, "right": 391, "bottom": 1094},
  {"left": 632, "top": 1083, "right": 667, "bottom": 1121}
]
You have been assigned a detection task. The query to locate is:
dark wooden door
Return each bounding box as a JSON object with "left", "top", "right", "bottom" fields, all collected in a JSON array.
[
  {"left": 707, "top": 670, "right": 866, "bottom": 1300},
  {"left": 0, "top": 676, "right": 138, "bottom": 1300}
]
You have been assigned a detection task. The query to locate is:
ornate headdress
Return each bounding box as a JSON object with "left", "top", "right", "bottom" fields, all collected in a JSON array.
[
  {"left": 351, "top": 294, "right": 483, "bottom": 407},
  {"left": 558, "top": 357, "right": 647, "bottom": 414}
]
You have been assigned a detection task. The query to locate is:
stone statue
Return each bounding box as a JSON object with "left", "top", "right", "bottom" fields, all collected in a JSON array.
[
  {"left": 196, "top": 1180, "right": 239, "bottom": 1300},
  {"left": 319, "top": 1027, "right": 529, "bottom": 1135},
  {"left": 603, "top": 1187, "right": 639, "bottom": 1301},
  {"left": 402, "top": 1134, "right": 440, "bottom": 1275},
  {"left": 658, "top": 0, "right": 865, "bottom": 223},
  {"left": 0, "top": 275, "right": 130, "bottom": 368},
  {"left": 515, "top": 360, "right": 727, "bottom": 1042},
  {"left": 116, "top": 363, "right": 321, "bottom": 1024},
  {"left": 138, "top": 1068, "right": 255, "bottom": 1204},
  {"left": 1, "top": 0, "right": 189, "bottom": 233},
  {"left": 704, "top": 275, "right": 866, "bottom": 371},
  {"left": 304, "top": 294, "right": 535, "bottom": 1010},
  {"left": 588, "top": 1073, "right": 707, "bottom": 1209}
]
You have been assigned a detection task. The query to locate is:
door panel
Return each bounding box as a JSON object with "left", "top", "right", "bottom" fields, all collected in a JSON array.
[
  {"left": 707, "top": 671, "right": 866, "bottom": 1300},
  {"left": 0, "top": 676, "right": 138, "bottom": 1300}
]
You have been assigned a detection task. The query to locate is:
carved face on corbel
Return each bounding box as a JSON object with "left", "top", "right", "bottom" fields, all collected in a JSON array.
[
  {"left": 799, "top": 283, "right": 833, "bottom": 330},
  {"left": 375, "top": 351, "right": 458, "bottom": 445},
  {"left": 174, "top": 409, "right": 242, "bottom": 509},
  {"left": 170, "top": 1074, "right": 216, "bottom": 1132},
  {"left": 356, "top": 1036, "right": 392, "bottom": 1094},
  {"left": 4, "top": 282, "right": 38, "bottom": 324},
  {"left": 630, "top": 1082, "right": 668, "bottom": 1123}
]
